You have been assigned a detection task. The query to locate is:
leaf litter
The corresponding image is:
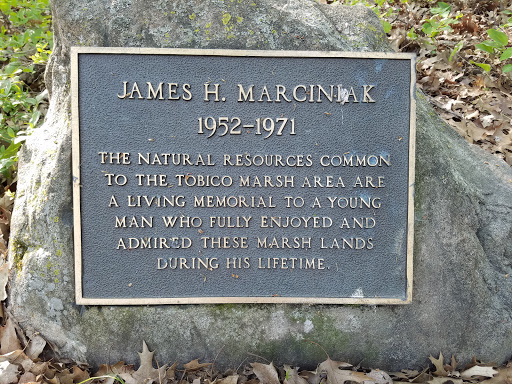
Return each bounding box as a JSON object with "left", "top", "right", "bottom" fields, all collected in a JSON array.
[{"left": 381, "top": 0, "right": 512, "bottom": 166}]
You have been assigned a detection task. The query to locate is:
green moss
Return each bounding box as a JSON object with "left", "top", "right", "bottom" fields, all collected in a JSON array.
[
  {"left": 212, "top": 303, "right": 239, "bottom": 313},
  {"left": 11, "top": 237, "right": 28, "bottom": 272}
]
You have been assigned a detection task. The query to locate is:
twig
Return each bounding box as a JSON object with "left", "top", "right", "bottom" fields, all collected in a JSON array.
[
  {"left": 156, "top": 358, "right": 162, "bottom": 384},
  {"left": 304, "top": 340, "right": 330, "bottom": 360},
  {"left": 235, "top": 357, "right": 248, "bottom": 374},
  {"left": 211, "top": 344, "right": 226, "bottom": 375},
  {"left": 247, "top": 352, "right": 271, "bottom": 364}
]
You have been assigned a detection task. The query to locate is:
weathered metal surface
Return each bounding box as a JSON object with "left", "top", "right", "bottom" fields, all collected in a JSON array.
[{"left": 72, "top": 48, "right": 415, "bottom": 304}]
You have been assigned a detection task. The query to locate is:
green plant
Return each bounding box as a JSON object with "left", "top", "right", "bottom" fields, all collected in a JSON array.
[
  {"left": 337, "top": 0, "right": 400, "bottom": 33},
  {"left": 77, "top": 376, "right": 126, "bottom": 384},
  {"left": 0, "top": 0, "right": 52, "bottom": 181},
  {"left": 421, "top": 2, "right": 462, "bottom": 41},
  {"left": 474, "top": 27, "right": 512, "bottom": 73}
]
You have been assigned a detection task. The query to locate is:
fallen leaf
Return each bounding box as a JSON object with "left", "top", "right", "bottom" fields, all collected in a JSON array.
[
  {"left": 427, "top": 377, "right": 463, "bottom": 384},
  {"left": 298, "top": 369, "right": 317, "bottom": 384},
  {"left": 96, "top": 362, "right": 134, "bottom": 384},
  {"left": 18, "top": 371, "right": 36, "bottom": 384},
  {"left": 0, "top": 264, "right": 8, "bottom": 302},
  {"left": 25, "top": 334, "right": 46, "bottom": 360},
  {"left": 184, "top": 358, "right": 211, "bottom": 371},
  {"left": 0, "top": 319, "right": 21, "bottom": 355},
  {"left": 430, "top": 353, "right": 448, "bottom": 377},
  {"left": 0, "top": 361, "right": 19, "bottom": 384},
  {"left": 71, "top": 365, "right": 90, "bottom": 382},
  {"left": 367, "top": 369, "right": 393, "bottom": 384},
  {"left": 480, "top": 364, "right": 512, "bottom": 384},
  {"left": 284, "top": 365, "right": 308, "bottom": 384},
  {"left": 318, "top": 358, "right": 371, "bottom": 384},
  {"left": 215, "top": 375, "right": 239, "bottom": 384},
  {"left": 461, "top": 365, "right": 498, "bottom": 379},
  {"left": 165, "top": 361, "right": 177, "bottom": 381},
  {"left": 129, "top": 341, "right": 167, "bottom": 384},
  {"left": 411, "top": 368, "right": 433, "bottom": 383},
  {"left": 56, "top": 368, "right": 73, "bottom": 384},
  {"left": 251, "top": 362, "right": 280, "bottom": 384},
  {"left": 30, "top": 361, "right": 49, "bottom": 376}
]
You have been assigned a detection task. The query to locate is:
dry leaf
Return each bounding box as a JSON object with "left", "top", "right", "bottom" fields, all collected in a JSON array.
[
  {"left": 0, "top": 319, "right": 21, "bottom": 355},
  {"left": 284, "top": 365, "right": 309, "bottom": 384},
  {"left": 25, "top": 334, "right": 46, "bottom": 360},
  {"left": 96, "top": 362, "right": 135, "bottom": 384},
  {"left": 71, "top": 365, "right": 90, "bottom": 382},
  {"left": 0, "top": 361, "right": 19, "bottom": 384},
  {"left": 0, "top": 264, "right": 8, "bottom": 302},
  {"left": 410, "top": 367, "right": 432, "bottom": 383},
  {"left": 427, "top": 377, "right": 463, "bottom": 384},
  {"left": 367, "top": 369, "right": 393, "bottom": 384},
  {"left": 388, "top": 372, "right": 412, "bottom": 380},
  {"left": 318, "top": 358, "right": 371, "bottom": 384},
  {"left": 129, "top": 341, "right": 167, "bottom": 384},
  {"left": 430, "top": 353, "right": 448, "bottom": 377},
  {"left": 298, "top": 369, "right": 317, "bottom": 384},
  {"left": 251, "top": 362, "right": 280, "bottom": 384},
  {"left": 56, "top": 369, "right": 74, "bottom": 384},
  {"left": 184, "top": 359, "right": 211, "bottom": 371},
  {"left": 18, "top": 371, "right": 36, "bottom": 384},
  {"left": 165, "top": 361, "right": 177, "bottom": 382},
  {"left": 480, "top": 364, "right": 512, "bottom": 384},
  {"left": 444, "top": 355, "right": 460, "bottom": 373},
  {"left": 30, "top": 361, "right": 49, "bottom": 376},
  {"left": 217, "top": 375, "right": 239, "bottom": 384},
  {"left": 461, "top": 365, "right": 499, "bottom": 379}
]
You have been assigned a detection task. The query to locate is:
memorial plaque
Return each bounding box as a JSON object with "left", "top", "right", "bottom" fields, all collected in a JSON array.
[{"left": 72, "top": 48, "right": 415, "bottom": 305}]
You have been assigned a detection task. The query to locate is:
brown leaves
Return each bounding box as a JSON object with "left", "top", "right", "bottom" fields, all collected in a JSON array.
[
  {"left": 386, "top": 0, "right": 512, "bottom": 167},
  {"left": 283, "top": 365, "right": 308, "bottom": 384},
  {"left": 424, "top": 353, "right": 501, "bottom": 384},
  {"left": 317, "top": 358, "right": 373, "bottom": 384},
  {"left": 130, "top": 341, "right": 167, "bottom": 383},
  {"left": 251, "top": 362, "right": 280, "bottom": 384},
  {"left": 184, "top": 359, "right": 211, "bottom": 371},
  {"left": 0, "top": 361, "right": 19, "bottom": 384},
  {"left": 0, "top": 319, "right": 21, "bottom": 355},
  {"left": 480, "top": 363, "right": 512, "bottom": 384},
  {"left": 430, "top": 353, "right": 448, "bottom": 377}
]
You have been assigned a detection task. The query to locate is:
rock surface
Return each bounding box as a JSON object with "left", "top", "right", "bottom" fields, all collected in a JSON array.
[{"left": 7, "top": 0, "right": 512, "bottom": 371}]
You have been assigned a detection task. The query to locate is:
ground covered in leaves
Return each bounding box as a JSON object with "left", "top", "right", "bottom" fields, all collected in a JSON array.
[{"left": 378, "top": 0, "right": 512, "bottom": 164}]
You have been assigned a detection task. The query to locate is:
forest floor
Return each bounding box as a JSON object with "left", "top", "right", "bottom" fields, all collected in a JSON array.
[{"left": 377, "top": 0, "right": 512, "bottom": 165}]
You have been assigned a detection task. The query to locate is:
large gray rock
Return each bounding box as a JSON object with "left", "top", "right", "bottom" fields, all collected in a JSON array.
[{"left": 7, "top": 0, "right": 512, "bottom": 371}]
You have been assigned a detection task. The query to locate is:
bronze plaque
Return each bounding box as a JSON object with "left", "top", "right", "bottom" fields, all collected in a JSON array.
[{"left": 72, "top": 48, "right": 415, "bottom": 305}]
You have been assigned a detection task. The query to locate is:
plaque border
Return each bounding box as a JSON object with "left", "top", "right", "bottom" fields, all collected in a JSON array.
[{"left": 71, "top": 47, "right": 416, "bottom": 305}]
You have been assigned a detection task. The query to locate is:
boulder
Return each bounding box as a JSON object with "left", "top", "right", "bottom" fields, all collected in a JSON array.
[{"left": 7, "top": 0, "right": 512, "bottom": 371}]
